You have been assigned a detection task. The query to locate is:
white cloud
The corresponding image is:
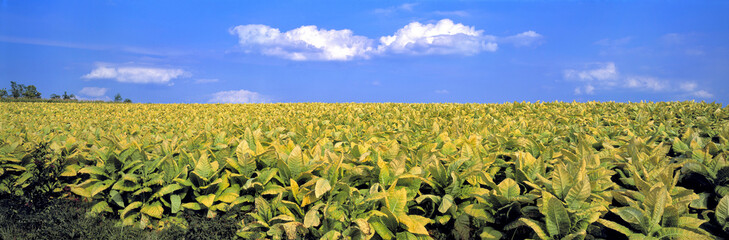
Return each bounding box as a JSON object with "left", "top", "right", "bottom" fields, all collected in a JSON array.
[
  {"left": 573, "top": 85, "right": 595, "bottom": 95},
  {"left": 594, "top": 37, "right": 632, "bottom": 47},
  {"left": 564, "top": 62, "right": 713, "bottom": 98},
  {"left": 679, "top": 82, "right": 697, "bottom": 91},
  {"left": 691, "top": 90, "right": 713, "bottom": 98},
  {"left": 230, "top": 19, "right": 539, "bottom": 60},
  {"left": 229, "top": 24, "right": 374, "bottom": 61},
  {"left": 624, "top": 76, "right": 666, "bottom": 91},
  {"left": 378, "top": 19, "right": 497, "bottom": 55},
  {"left": 195, "top": 78, "right": 219, "bottom": 84},
  {"left": 564, "top": 62, "right": 619, "bottom": 82},
  {"left": 209, "top": 89, "right": 269, "bottom": 103},
  {"left": 435, "top": 89, "right": 449, "bottom": 94},
  {"left": 79, "top": 87, "right": 108, "bottom": 97},
  {"left": 76, "top": 95, "right": 112, "bottom": 102},
  {"left": 501, "top": 31, "right": 544, "bottom": 47},
  {"left": 83, "top": 65, "right": 187, "bottom": 84}
]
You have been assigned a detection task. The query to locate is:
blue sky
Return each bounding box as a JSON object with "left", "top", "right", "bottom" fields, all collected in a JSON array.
[{"left": 1, "top": 1, "right": 727, "bottom": 104}]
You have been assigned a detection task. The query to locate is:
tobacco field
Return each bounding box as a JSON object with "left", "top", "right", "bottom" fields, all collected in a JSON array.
[{"left": 1, "top": 102, "right": 729, "bottom": 239}]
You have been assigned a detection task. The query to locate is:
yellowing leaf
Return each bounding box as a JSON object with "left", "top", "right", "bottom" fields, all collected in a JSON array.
[
  {"left": 196, "top": 194, "right": 216, "bottom": 208},
  {"left": 315, "top": 178, "right": 331, "bottom": 198},
  {"left": 141, "top": 201, "right": 164, "bottom": 219}
]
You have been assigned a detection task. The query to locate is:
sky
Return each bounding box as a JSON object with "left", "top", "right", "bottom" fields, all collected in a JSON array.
[{"left": 1, "top": 0, "right": 728, "bottom": 104}]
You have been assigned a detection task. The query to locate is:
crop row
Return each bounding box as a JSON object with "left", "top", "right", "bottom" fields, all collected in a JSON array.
[{"left": 1, "top": 102, "right": 728, "bottom": 239}]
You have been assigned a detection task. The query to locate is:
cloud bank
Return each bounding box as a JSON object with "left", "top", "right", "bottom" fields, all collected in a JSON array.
[
  {"left": 230, "top": 19, "right": 541, "bottom": 61},
  {"left": 564, "top": 62, "right": 713, "bottom": 98},
  {"left": 79, "top": 87, "right": 108, "bottom": 97},
  {"left": 83, "top": 65, "right": 187, "bottom": 84},
  {"left": 209, "top": 89, "right": 269, "bottom": 103}
]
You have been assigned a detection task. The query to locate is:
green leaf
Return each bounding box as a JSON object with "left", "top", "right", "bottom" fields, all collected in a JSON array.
[
  {"left": 690, "top": 193, "right": 710, "bottom": 210},
  {"left": 513, "top": 218, "right": 549, "bottom": 240},
  {"left": 369, "top": 217, "right": 395, "bottom": 240},
  {"left": 153, "top": 183, "right": 182, "bottom": 198},
  {"left": 650, "top": 189, "right": 667, "bottom": 230},
  {"left": 463, "top": 204, "right": 494, "bottom": 223},
  {"left": 565, "top": 178, "right": 591, "bottom": 207},
  {"left": 181, "top": 202, "right": 202, "bottom": 211},
  {"left": 170, "top": 194, "right": 182, "bottom": 214},
  {"left": 672, "top": 137, "right": 690, "bottom": 154},
  {"left": 596, "top": 219, "right": 635, "bottom": 237},
  {"left": 453, "top": 214, "right": 471, "bottom": 240},
  {"left": 193, "top": 152, "right": 215, "bottom": 180},
  {"left": 479, "top": 227, "right": 503, "bottom": 240},
  {"left": 497, "top": 178, "right": 520, "bottom": 200},
  {"left": 78, "top": 166, "right": 107, "bottom": 177},
  {"left": 545, "top": 197, "right": 571, "bottom": 237},
  {"left": 439, "top": 194, "right": 454, "bottom": 213},
  {"left": 315, "top": 178, "right": 331, "bottom": 198},
  {"left": 717, "top": 195, "right": 729, "bottom": 226},
  {"left": 121, "top": 201, "right": 143, "bottom": 218},
  {"left": 613, "top": 207, "right": 647, "bottom": 227},
  {"left": 88, "top": 201, "right": 113, "bottom": 216}
]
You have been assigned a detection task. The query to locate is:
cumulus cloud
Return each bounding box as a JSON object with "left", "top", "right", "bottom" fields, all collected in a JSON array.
[
  {"left": 83, "top": 65, "right": 187, "bottom": 84},
  {"left": 594, "top": 37, "right": 632, "bottom": 47},
  {"left": 624, "top": 76, "right": 666, "bottom": 91},
  {"left": 574, "top": 85, "right": 595, "bottom": 95},
  {"left": 230, "top": 19, "right": 540, "bottom": 60},
  {"left": 79, "top": 87, "right": 108, "bottom": 97},
  {"left": 435, "top": 89, "right": 449, "bottom": 94},
  {"left": 679, "top": 82, "right": 697, "bottom": 91},
  {"left": 377, "top": 19, "right": 497, "bottom": 55},
  {"left": 209, "top": 89, "right": 269, "bottom": 103},
  {"left": 229, "top": 24, "right": 374, "bottom": 61},
  {"left": 564, "top": 62, "right": 619, "bottom": 82},
  {"left": 691, "top": 90, "right": 713, "bottom": 98},
  {"left": 564, "top": 62, "right": 713, "bottom": 98},
  {"left": 501, "top": 31, "right": 544, "bottom": 47}
]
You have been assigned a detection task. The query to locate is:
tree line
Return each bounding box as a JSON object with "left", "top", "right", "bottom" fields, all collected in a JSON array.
[{"left": 0, "top": 81, "right": 131, "bottom": 103}]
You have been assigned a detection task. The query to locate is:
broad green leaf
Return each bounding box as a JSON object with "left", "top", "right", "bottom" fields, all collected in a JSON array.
[
  {"left": 545, "top": 197, "right": 571, "bottom": 237},
  {"left": 717, "top": 195, "right": 729, "bottom": 226},
  {"left": 121, "top": 201, "right": 143, "bottom": 218},
  {"left": 596, "top": 219, "right": 635, "bottom": 237},
  {"left": 479, "top": 227, "right": 503, "bottom": 240},
  {"left": 439, "top": 194, "right": 454, "bottom": 213},
  {"left": 565, "top": 178, "right": 591, "bottom": 207},
  {"left": 170, "top": 194, "right": 182, "bottom": 213},
  {"left": 369, "top": 217, "right": 395, "bottom": 240}
]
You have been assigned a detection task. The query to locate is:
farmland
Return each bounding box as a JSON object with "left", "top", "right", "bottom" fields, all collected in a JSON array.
[{"left": 1, "top": 102, "right": 728, "bottom": 239}]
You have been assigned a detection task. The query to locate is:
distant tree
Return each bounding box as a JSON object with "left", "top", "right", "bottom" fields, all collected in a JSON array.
[
  {"left": 114, "top": 93, "right": 122, "bottom": 102},
  {"left": 0, "top": 88, "right": 7, "bottom": 98},
  {"left": 50, "top": 94, "right": 61, "bottom": 99},
  {"left": 10, "top": 81, "right": 25, "bottom": 98},
  {"left": 62, "top": 91, "right": 76, "bottom": 100},
  {"left": 22, "top": 85, "right": 41, "bottom": 98},
  {"left": 123, "top": 98, "right": 132, "bottom": 103}
]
